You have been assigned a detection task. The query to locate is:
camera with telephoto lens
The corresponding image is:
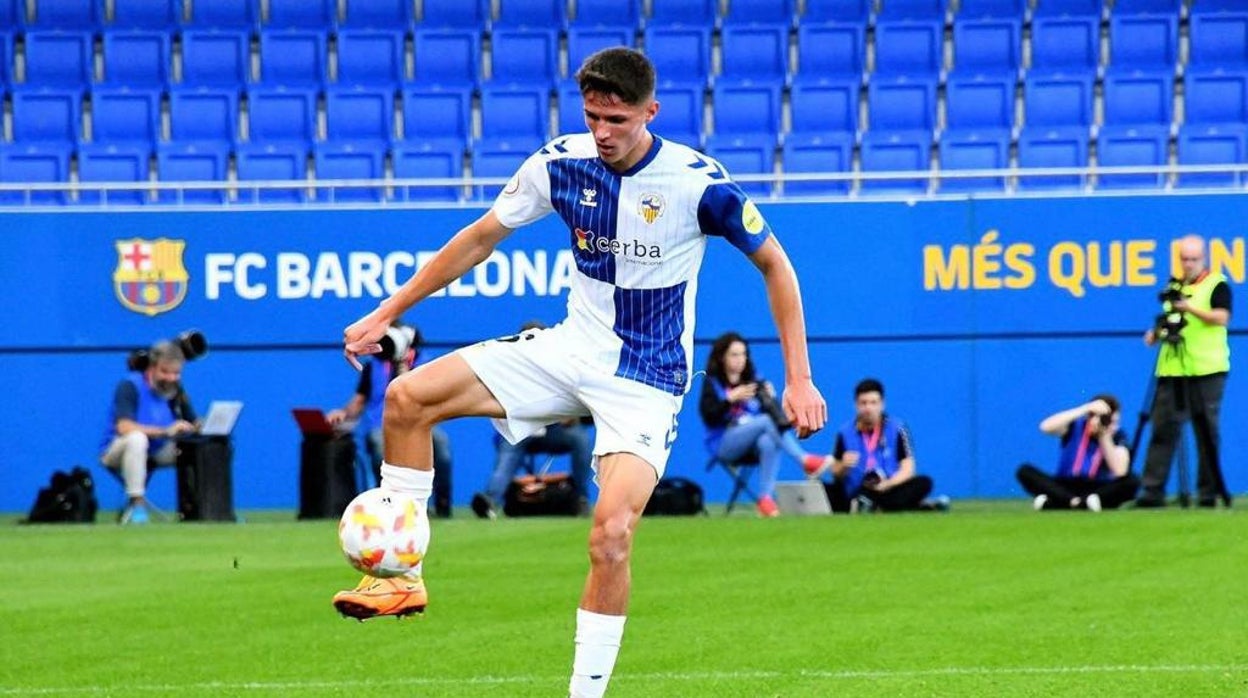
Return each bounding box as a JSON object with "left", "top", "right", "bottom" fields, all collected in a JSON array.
[
  {"left": 126, "top": 330, "right": 208, "bottom": 371},
  {"left": 377, "top": 323, "right": 422, "bottom": 363},
  {"left": 1153, "top": 277, "right": 1188, "bottom": 346}
]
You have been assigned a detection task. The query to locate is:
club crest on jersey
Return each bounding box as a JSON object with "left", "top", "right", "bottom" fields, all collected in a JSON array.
[
  {"left": 638, "top": 192, "right": 665, "bottom": 224},
  {"left": 113, "top": 238, "right": 189, "bottom": 316},
  {"left": 579, "top": 188, "right": 598, "bottom": 207},
  {"left": 742, "top": 200, "right": 766, "bottom": 235}
]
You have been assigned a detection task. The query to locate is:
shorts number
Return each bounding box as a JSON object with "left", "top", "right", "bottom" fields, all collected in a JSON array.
[{"left": 663, "top": 413, "right": 678, "bottom": 452}]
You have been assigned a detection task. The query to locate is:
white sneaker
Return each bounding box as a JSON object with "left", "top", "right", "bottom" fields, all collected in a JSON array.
[
  {"left": 1085, "top": 493, "right": 1102, "bottom": 512},
  {"left": 1032, "top": 494, "right": 1048, "bottom": 511}
]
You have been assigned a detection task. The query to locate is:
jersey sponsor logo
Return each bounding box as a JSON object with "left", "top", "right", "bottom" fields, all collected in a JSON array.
[
  {"left": 575, "top": 227, "right": 592, "bottom": 251},
  {"left": 638, "top": 192, "right": 665, "bottom": 224},
  {"left": 113, "top": 238, "right": 189, "bottom": 316},
  {"left": 579, "top": 188, "right": 598, "bottom": 207},
  {"left": 742, "top": 200, "right": 766, "bottom": 235},
  {"left": 573, "top": 228, "right": 663, "bottom": 262}
]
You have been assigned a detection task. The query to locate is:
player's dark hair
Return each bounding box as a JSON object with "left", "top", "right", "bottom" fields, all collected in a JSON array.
[
  {"left": 575, "top": 47, "right": 656, "bottom": 106},
  {"left": 855, "top": 378, "right": 885, "bottom": 399},
  {"left": 706, "top": 332, "right": 756, "bottom": 385}
]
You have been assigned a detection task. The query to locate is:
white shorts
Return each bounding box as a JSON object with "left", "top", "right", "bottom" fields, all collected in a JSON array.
[{"left": 458, "top": 324, "right": 684, "bottom": 479}]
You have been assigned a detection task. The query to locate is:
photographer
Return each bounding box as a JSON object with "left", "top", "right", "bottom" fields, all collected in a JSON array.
[
  {"left": 328, "top": 320, "right": 454, "bottom": 518},
  {"left": 100, "top": 339, "right": 199, "bottom": 524},
  {"left": 1017, "top": 396, "right": 1138, "bottom": 511},
  {"left": 1137, "top": 235, "right": 1232, "bottom": 508},
  {"left": 699, "top": 332, "right": 831, "bottom": 517}
]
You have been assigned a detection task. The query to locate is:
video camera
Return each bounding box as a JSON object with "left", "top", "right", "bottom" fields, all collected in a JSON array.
[
  {"left": 377, "top": 323, "right": 422, "bottom": 363},
  {"left": 1152, "top": 277, "right": 1188, "bottom": 346},
  {"left": 126, "top": 330, "right": 209, "bottom": 371}
]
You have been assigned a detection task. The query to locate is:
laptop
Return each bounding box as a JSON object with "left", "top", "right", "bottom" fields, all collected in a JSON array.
[
  {"left": 773, "top": 481, "right": 833, "bottom": 516},
  {"left": 199, "top": 400, "right": 244, "bottom": 437},
  {"left": 292, "top": 408, "right": 355, "bottom": 437}
]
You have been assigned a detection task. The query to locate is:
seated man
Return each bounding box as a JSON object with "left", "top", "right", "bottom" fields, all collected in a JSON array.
[
  {"left": 471, "top": 418, "right": 594, "bottom": 518},
  {"left": 100, "top": 340, "right": 198, "bottom": 524},
  {"left": 820, "top": 378, "right": 944, "bottom": 513},
  {"left": 1017, "top": 395, "right": 1139, "bottom": 511}
]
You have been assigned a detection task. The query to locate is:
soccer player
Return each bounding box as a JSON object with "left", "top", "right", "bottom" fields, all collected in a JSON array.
[{"left": 332, "top": 48, "right": 827, "bottom": 697}]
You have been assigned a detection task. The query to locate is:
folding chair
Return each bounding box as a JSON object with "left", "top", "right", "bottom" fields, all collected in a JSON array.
[
  {"left": 100, "top": 457, "right": 173, "bottom": 522},
  {"left": 706, "top": 449, "right": 760, "bottom": 514}
]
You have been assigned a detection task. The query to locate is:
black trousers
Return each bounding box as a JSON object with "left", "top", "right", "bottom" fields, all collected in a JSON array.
[
  {"left": 1016, "top": 464, "right": 1140, "bottom": 509},
  {"left": 824, "top": 475, "right": 933, "bottom": 513},
  {"left": 1140, "top": 373, "right": 1227, "bottom": 502}
]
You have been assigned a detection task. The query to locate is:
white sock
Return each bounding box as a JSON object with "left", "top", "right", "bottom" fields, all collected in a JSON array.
[
  {"left": 569, "top": 608, "right": 626, "bottom": 698},
  {"left": 380, "top": 463, "right": 433, "bottom": 580}
]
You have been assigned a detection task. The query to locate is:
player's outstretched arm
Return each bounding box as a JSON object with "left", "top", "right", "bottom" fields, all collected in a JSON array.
[
  {"left": 749, "top": 236, "right": 827, "bottom": 438},
  {"left": 343, "top": 211, "right": 514, "bottom": 369}
]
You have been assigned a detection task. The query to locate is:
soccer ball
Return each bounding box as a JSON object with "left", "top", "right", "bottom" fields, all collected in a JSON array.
[{"left": 338, "top": 488, "right": 429, "bottom": 578}]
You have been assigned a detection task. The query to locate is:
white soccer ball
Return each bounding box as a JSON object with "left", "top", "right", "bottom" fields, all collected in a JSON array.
[{"left": 338, "top": 488, "right": 429, "bottom": 578}]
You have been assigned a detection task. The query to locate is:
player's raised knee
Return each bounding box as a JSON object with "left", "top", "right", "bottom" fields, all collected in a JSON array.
[
  {"left": 587, "top": 515, "right": 634, "bottom": 567},
  {"left": 383, "top": 377, "right": 436, "bottom": 429}
]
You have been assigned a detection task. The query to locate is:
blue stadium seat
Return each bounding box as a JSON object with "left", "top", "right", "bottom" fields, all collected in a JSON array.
[
  {"left": 110, "top": 0, "right": 180, "bottom": 28},
  {"left": 643, "top": 26, "right": 712, "bottom": 86},
  {"left": 859, "top": 131, "right": 931, "bottom": 193},
  {"left": 24, "top": 31, "right": 93, "bottom": 86},
  {"left": 1031, "top": 17, "right": 1099, "bottom": 73},
  {"left": 29, "top": 0, "right": 99, "bottom": 27},
  {"left": 1024, "top": 73, "right": 1093, "bottom": 128},
  {"left": 567, "top": 27, "right": 636, "bottom": 78},
  {"left": 401, "top": 86, "right": 472, "bottom": 148},
  {"left": 1096, "top": 126, "right": 1168, "bottom": 189},
  {"left": 1189, "top": 14, "right": 1248, "bottom": 68},
  {"left": 1102, "top": 71, "right": 1173, "bottom": 127},
  {"left": 796, "top": 23, "right": 864, "bottom": 80},
  {"left": 0, "top": 33, "right": 12, "bottom": 86},
  {"left": 101, "top": 31, "right": 170, "bottom": 86},
  {"left": 418, "top": 0, "right": 488, "bottom": 29},
  {"left": 471, "top": 140, "right": 532, "bottom": 198},
  {"left": 722, "top": 0, "right": 794, "bottom": 26},
  {"left": 1177, "top": 125, "right": 1246, "bottom": 188},
  {"left": 336, "top": 30, "right": 405, "bottom": 85},
  {"left": 720, "top": 25, "right": 788, "bottom": 82},
  {"left": 412, "top": 29, "right": 481, "bottom": 86},
  {"left": 1191, "top": 0, "right": 1248, "bottom": 13},
  {"left": 342, "top": 0, "right": 413, "bottom": 28},
  {"left": 0, "top": 0, "right": 24, "bottom": 27},
  {"left": 235, "top": 143, "right": 309, "bottom": 203},
  {"left": 155, "top": 142, "right": 229, "bottom": 203},
  {"left": 938, "top": 130, "right": 1009, "bottom": 192},
  {"left": 246, "top": 87, "right": 317, "bottom": 145},
  {"left": 75, "top": 144, "right": 152, "bottom": 205},
  {"left": 392, "top": 141, "right": 463, "bottom": 201},
  {"left": 258, "top": 30, "right": 328, "bottom": 86},
  {"left": 1109, "top": 15, "right": 1177, "bottom": 71},
  {"left": 1032, "top": 0, "right": 1102, "bottom": 17},
  {"left": 868, "top": 77, "right": 937, "bottom": 131},
  {"left": 558, "top": 83, "right": 587, "bottom": 135},
  {"left": 0, "top": 144, "right": 72, "bottom": 204},
  {"left": 705, "top": 138, "right": 773, "bottom": 197},
  {"left": 649, "top": 0, "right": 718, "bottom": 27},
  {"left": 952, "top": 18, "right": 1022, "bottom": 77},
  {"left": 790, "top": 78, "right": 859, "bottom": 136},
  {"left": 945, "top": 74, "right": 1014, "bottom": 131},
  {"left": 313, "top": 143, "right": 385, "bottom": 202},
  {"left": 1016, "top": 128, "right": 1089, "bottom": 189},
  {"left": 11, "top": 89, "right": 82, "bottom": 143},
  {"left": 873, "top": 20, "right": 943, "bottom": 77},
  {"left": 185, "top": 0, "right": 255, "bottom": 27},
  {"left": 479, "top": 86, "right": 549, "bottom": 146},
  {"left": 958, "top": 0, "right": 1027, "bottom": 18},
  {"left": 490, "top": 28, "right": 559, "bottom": 87},
  {"left": 877, "top": 0, "right": 948, "bottom": 19},
  {"left": 651, "top": 81, "right": 704, "bottom": 147},
  {"left": 266, "top": 0, "right": 336, "bottom": 28},
  {"left": 570, "top": 0, "right": 641, "bottom": 29},
  {"left": 803, "top": 0, "right": 870, "bottom": 23},
  {"left": 1184, "top": 70, "right": 1248, "bottom": 125},
  {"left": 180, "top": 30, "right": 250, "bottom": 85},
  {"left": 781, "top": 133, "right": 854, "bottom": 195},
  {"left": 325, "top": 86, "right": 394, "bottom": 145},
  {"left": 711, "top": 82, "right": 780, "bottom": 141},
  {"left": 496, "top": 0, "right": 565, "bottom": 28},
  {"left": 169, "top": 87, "right": 239, "bottom": 143},
  {"left": 91, "top": 87, "right": 160, "bottom": 144},
  {"left": 1113, "top": 0, "right": 1181, "bottom": 14}
]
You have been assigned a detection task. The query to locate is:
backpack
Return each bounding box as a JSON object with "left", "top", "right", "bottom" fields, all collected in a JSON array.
[
  {"left": 25, "top": 467, "right": 98, "bottom": 524},
  {"left": 644, "top": 477, "right": 705, "bottom": 516},
  {"left": 503, "top": 473, "right": 581, "bottom": 517}
]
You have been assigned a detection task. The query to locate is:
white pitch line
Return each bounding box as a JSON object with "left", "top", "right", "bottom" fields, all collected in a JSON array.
[{"left": 1, "top": 664, "right": 1244, "bottom": 695}]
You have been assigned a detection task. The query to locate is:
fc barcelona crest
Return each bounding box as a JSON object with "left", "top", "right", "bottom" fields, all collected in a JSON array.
[{"left": 113, "top": 238, "right": 189, "bottom": 316}]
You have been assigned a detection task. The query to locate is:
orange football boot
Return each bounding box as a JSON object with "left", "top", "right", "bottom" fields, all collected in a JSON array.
[{"left": 332, "top": 575, "right": 428, "bottom": 621}]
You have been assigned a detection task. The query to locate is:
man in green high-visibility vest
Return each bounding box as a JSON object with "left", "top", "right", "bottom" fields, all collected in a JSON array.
[{"left": 1137, "top": 235, "right": 1233, "bottom": 508}]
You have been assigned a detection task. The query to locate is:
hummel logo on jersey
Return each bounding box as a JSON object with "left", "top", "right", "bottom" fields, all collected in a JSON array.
[
  {"left": 579, "top": 188, "right": 598, "bottom": 207},
  {"left": 636, "top": 433, "right": 653, "bottom": 447},
  {"left": 573, "top": 228, "right": 663, "bottom": 260}
]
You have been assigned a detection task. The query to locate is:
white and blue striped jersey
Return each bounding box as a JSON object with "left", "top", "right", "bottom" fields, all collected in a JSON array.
[{"left": 492, "top": 133, "right": 773, "bottom": 396}]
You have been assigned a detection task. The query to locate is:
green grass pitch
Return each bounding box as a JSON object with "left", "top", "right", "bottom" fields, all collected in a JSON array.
[{"left": 1, "top": 503, "right": 1245, "bottom": 697}]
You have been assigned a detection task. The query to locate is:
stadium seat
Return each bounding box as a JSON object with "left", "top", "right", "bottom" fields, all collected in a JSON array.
[
  {"left": 1184, "top": 70, "right": 1248, "bottom": 125},
  {"left": 651, "top": 81, "right": 704, "bottom": 147},
  {"left": 418, "top": 0, "right": 488, "bottom": 29},
  {"left": 649, "top": 0, "right": 718, "bottom": 27},
  {"left": 28, "top": 0, "right": 99, "bottom": 27},
  {"left": 1189, "top": 14, "right": 1248, "bottom": 68},
  {"left": 0, "top": 0, "right": 23, "bottom": 27},
  {"left": 101, "top": 31, "right": 170, "bottom": 86},
  {"left": 180, "top": 29, "right": 250, "bottom": 86},
  {"left": 169, "top": 87, "right": 239, "bottom": 143},
  {"left": 246, "top": 87, "right": 317, "bottom": 145},
  {"left": 873, "top": 20, "right": 943, "bottom": 77},
  {"left": 267, "top": 0, "right": 336, "bottom": 28},
  {"left": 90, "top": 87, "right": 160, "bottom": 144},
  {"left": 392, "top": 141, "right": 463, "bottom": 201},
  {"left": 722, "top": 0, "right": 794, "bottom": 26},
  {"left": 957, "top": 0, "right": 1027, "bottom": 18},
  {"left": 490, "top": 28, "right": 559, "bottom": 87},
  {"left": 952, "top": 18, "right": 1022, "bottom": 78},
  {"left": 257, "top": 30, "right": 328, "bottom": 86},
  {"left": 876, "top": 0, "right": 948, "bottom": 19},
  {"left": 76, "top": 144, "right": 152, "bottom": 205},
  {"left": 570, "top": 0, "right": 641, "bottom": 29},
  {"left": 1032, "top": 0, "right": 1102, "bottom": 17},
  {"left": 155, "top": 142, "right": 230, "bottom": 203},
  {"left": 945, "top": 75, "right": 1014, "bottom": 131},
  {"left": 24, "top": 31, "right": 93, "bottom": 86},
  {"left": 325, "top": 86, "right": 394, "bottom": 145},
  {"left": 313, "top": 143, "right": 384, "bottom": 202},
  {"left": 234, "top": 143, "right": 309, "bottom": 203},
  {"left": 1030, "top": 17, "right": 1099, "bottom": 72},
  {"left": 711, "top": 82, "right": 780, "bottom": 141},
  {"left": 1191, "top": 0, "right": 1248, "bottom": 13},
  {"left": 1096, "top": 126, "right": 1168, "bottom": 189},
  {"left": 1113, "top": 0, "right": 1181, "bottom": 14},
  {"left": 11, "top": 89, "right": 82, "bottom": 143},
  {"left": 567, "top": 27, "right": 636, "bottom": 78},
  {"left": 938, "top": 130, "right": 1010, "bottom": 192},
  {"left": 185, "top": 0, "right": 255, "bottom": 27},
  {"left": 336, "top": 30, "right": 405, "bottom": 85},
  {"left": 705, "top": 137, "right": 773, "bottom": 197},
  {"left": 720, "top": 25, "right": 788, "bottom": 82},
  {"left": 1109, "top": 15, "right": 1178, "bottom": 71},
  {"left": 859, "top": 131, "right": 931, "bottom": 193},
  {"left": 0, "top": 33, "right": 12, "bottom": 87},
  {"left": 796, "top": 23, "right": 864, "bottom": 80},
  {"left": 0, "top": 144, "right": 72, "bottom": 204},
  {"left": 643, "top": 26, "right": 712, "bottom": 86},
  {"left": 496, "top": 0, "right": 565, "bottom": 28},
  {"left": 479, "top": 86, "right": 549, "bottom": 145},
  {"left": 1016, "top": 128, "right": 1089, "bottom": 190},
  {"left": 803, "top": 0, "right": 870, "bottom": 23},
  {"left": 342, "top": 0, "right": 413, "bottom": 27},
  {"left": 471, "top": 140, "right": 532, "bottom": 198},
  {"left": 1102, "top": 71, "right": 1173, "bottom": 128},
  {"left": 557, "top": 84, "right": 587, "bottom": 135},
  {"left": 868, "top": 77, "right": 937, "bottom": 131},
  {"left": 1176, "top": 125, "right": 1246, "bottom": 188},
  {"left": 412, "top": 29, "right": 481, "bottom": 86},
  {"left": 781, "top": 133, "right": 854, "bottom": 195},
  {"left": 110, "top": 0, "right": 180, "bottom": 28},
  {"left": 790, "top": 78, "right": 859, "bottom": 136},
  {"left": 401, "top": 86, "right": 472, "bottom": 148},
  {"left": 1024, "top": 74, "right": 1094, "bottom": 128}
]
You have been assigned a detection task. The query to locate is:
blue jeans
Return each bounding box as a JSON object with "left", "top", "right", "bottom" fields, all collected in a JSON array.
[
  {"left": 367, "top": 425, "right": 454, "bottom": 517},
  {"left": 716, "top": 416, "right": 809, "bottom": 499},
  {"left": 485, "top": 422, "right": 593, "bottom": 502}
]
